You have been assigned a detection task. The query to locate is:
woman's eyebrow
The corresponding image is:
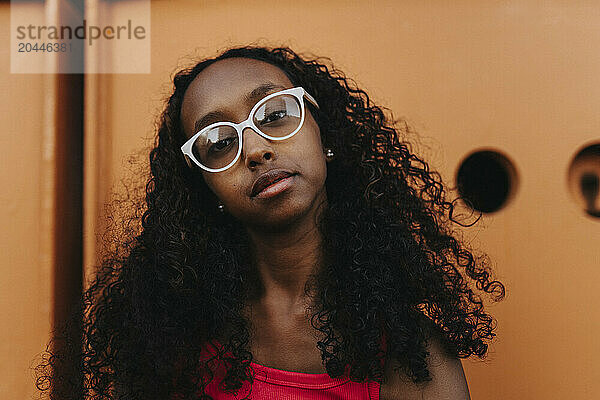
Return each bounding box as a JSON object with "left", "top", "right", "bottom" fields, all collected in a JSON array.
[
  {"left": 194, "top": 110, "right": 227, "bottom": 134},
  {"left": 244, "top": 82, "right": 286, "bottom": 103},
  {"left": 192, "top": 82, "right": 287, "bottom": 134}
]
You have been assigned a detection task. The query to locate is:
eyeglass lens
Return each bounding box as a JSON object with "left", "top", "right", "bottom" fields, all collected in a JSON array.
[{"left": 191, "top": 93, "right": 302, "bottom": 170}]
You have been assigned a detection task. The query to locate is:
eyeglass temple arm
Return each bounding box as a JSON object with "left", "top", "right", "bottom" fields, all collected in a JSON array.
[
  {"left": 183, "top": 153, "right": 193, "bottom": 168},
  {"left": 304, "top": 92, "right": 319, "bottom": 109}
]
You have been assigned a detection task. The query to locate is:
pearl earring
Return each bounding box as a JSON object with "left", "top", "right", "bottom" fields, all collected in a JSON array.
[
  {"left": 217, "top": 204, "right": 225, "bottom": 213},
  {"left": 325, "top": 148, "right": 334, "bottom": 160}
]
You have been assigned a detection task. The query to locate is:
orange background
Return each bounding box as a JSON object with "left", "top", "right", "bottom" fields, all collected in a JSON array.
[{"left": 1, "top": 1, "right": 599, "bottom": 399}]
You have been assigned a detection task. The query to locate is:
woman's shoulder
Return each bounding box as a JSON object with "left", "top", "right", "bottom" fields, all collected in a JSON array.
[{"left": 379, "top": 320, "right": 471, "bottom": 400}]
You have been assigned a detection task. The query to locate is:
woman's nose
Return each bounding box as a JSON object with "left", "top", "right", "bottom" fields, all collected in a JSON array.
[{"left": 242, "top": 127, "right": 275, "bottom": 169}]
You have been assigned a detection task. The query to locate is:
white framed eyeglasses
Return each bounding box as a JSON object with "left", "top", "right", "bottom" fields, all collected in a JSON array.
[{"left": 181, "top": 86, "right": 319, "bottom": 172}]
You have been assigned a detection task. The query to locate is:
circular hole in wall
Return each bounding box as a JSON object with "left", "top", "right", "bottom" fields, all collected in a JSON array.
[
  {"left": 455, "top": 149, "right": 518, "bottom": 214},
  {"left": 567, "top": 142, "right": 600, "bottom": 218}
]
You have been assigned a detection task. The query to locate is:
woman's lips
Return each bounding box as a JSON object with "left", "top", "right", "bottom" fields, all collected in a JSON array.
[
  {"left": 253, "top": 174, "right": 296, "bottom": 199},
  {"left": 251, "top": 169, "right": 295, "bottom": 196}
]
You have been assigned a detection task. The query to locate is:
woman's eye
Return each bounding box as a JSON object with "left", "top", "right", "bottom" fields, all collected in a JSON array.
[
  {"left": 259, "top": 110, "right": 287, "bottom": 124},
  {"left": 208, "top": 138, "right": 235, "bottom": 153}
]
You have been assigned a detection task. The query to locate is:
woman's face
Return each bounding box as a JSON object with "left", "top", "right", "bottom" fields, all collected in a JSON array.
[{"left": 180, "top": 57, "right": 328, "bottom": 230}]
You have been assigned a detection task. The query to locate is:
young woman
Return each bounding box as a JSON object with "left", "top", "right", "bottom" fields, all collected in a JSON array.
[{"left": 36, "top": 46, "right": 505, "bottom": 400}]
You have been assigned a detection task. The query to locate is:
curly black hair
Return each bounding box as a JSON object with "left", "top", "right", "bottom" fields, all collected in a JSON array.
[{"left": 34, "top": 45, "right": 505, "bottom": 400}]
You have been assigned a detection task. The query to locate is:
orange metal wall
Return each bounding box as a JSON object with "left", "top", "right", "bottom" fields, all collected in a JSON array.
[
  {"left": 0, "top": 3, "right": 52, "bottom": 399},
  {"left": 2, "top": 1, "right": 599, "bottom": 399}
]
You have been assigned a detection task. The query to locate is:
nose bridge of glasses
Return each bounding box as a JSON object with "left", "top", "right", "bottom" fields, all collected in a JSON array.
[
  {"left": 238, "top": 118, "right": 255, "bottom": 133},
  {"left": 240, "top": 121, "right": 274, "bottom": 159},
  {"left": 238, "top": 118, "right": 269, "bottom": 141}
]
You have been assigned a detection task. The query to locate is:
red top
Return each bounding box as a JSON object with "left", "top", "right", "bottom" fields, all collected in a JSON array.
[{"left": 198, "top": 341, "right": 381, "bottom": 400}]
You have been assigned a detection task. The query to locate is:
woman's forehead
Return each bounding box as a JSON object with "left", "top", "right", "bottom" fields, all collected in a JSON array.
[
  {"left": 189, "top": 58, "right": 291, "bottom": 100},
  {"left": 181, "top": 58, "right": 293, "bottom": 135}
]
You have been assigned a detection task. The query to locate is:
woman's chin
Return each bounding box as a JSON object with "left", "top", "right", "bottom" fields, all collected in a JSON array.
[{"left": 241, "top": 201, "right": 312, "bottom": 233}]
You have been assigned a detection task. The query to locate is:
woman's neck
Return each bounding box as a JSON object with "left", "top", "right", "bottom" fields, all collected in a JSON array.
[{"left": 245, "top": 213, "right": 324, "bottom": 314}]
